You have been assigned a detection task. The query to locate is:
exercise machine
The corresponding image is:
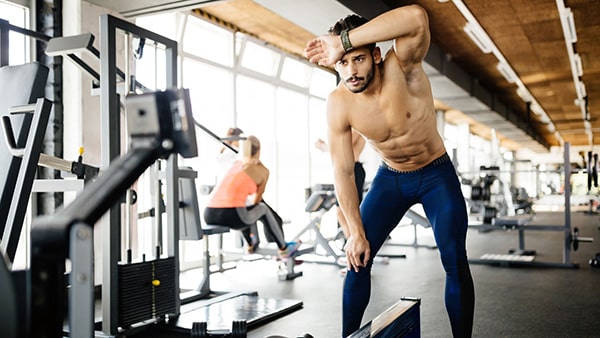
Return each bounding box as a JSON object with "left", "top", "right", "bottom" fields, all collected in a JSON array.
[
  {"left": 9, "top": 88, "right": 301, "bottom": 338},
  {"left": 1, "top": 88, "right": 194, "bottom": 337},
  {"left": 0, "top": 63, "right": 51, "bottom": 263},
  {"left": 348, "top": 297, "right": 421, "bottom": 338},
  {"left": 291, "top": 184, "right": 345, "bottom": 265},
  {"left": 192, "top": 121, "right": 315, "bottom": 281},
  {"left": 262, "top": 297, "right": 421, "bottom": 338},
  {"left": 469, "top": 143, "right": 593, "bottom": 268}
]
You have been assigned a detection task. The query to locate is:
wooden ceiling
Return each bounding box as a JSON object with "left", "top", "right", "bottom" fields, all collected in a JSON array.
[
  {"left": 195, "top": 0, "right": 599, "bottom": 152},
  {"left": 193, "top": 0, "right": 314, "bottom": 58},
  {"left": 408, "top": 0, "right": 600, "bottom": 149}
]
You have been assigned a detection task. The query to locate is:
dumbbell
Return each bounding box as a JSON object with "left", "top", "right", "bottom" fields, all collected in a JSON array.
[
  {"left": 571, "top": 227, "right": 593, "bottom": 251},
  {"left": 590, "top": 253, "right": 600, "bottom": 268}
]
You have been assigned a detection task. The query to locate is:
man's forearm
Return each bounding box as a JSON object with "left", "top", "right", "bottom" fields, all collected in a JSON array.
[
  {"left": 346, "top": 5, "right": 427, "bottom": 48},
  {"left": 334, "top": 174, "right": 364, "bottom": 237}
]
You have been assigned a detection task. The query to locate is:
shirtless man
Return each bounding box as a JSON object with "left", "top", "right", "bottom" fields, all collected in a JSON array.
[{"left": 304, "top": 5, "right": 474, "bottom": 337}]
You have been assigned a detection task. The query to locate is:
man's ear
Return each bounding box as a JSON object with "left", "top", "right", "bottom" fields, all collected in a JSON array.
[{"left": 372, "top": 47, "right": 382, "bottom": 64}]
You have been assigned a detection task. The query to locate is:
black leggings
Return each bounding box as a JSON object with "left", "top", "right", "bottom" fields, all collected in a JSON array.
[
  {"left": 204, "top": 203, "right": 286, "bottom": 249},
  {"left": 342, "top": 154, "right": 475, "bottom": 337}
]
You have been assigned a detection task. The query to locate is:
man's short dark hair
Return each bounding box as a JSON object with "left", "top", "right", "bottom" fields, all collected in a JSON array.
[{"left": 329, "top": 14, "right": 376, "bottom": 52}]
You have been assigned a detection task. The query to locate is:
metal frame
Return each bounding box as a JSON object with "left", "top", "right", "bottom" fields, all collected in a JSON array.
[
  {"left": 469, "top": 142, "right": 586, "bottom": 269},
  {"left": 69, "top": 223, "right": 94, "bottom": 337},
  {"left": 29, "top": 88, "right": 196, "bottom": 337},
  {"left": 292, "top": 190, "right": 344, "bottom": 266},
  {"left": 99, "top": 14, "right": 179, "bottom": 335},
  {"left": 30, "top": 144, "right": 165, "bottom": 337},
  {"left": 0, "top": 18, "right": 52, "bottom": 66}
]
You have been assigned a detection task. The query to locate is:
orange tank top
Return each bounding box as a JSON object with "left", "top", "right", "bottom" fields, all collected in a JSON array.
[{"left": 207, "top": 161, "right": 257, "bottom": 208}]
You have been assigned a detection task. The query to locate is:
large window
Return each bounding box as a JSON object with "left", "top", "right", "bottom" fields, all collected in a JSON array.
[
  {"left": 309, "top": 67, "right": 335, "bottom": 98},
  {"left": 274, "top": 87, "right": 309, "bottom": 222},
  {"left": 280, "top": 56, "right": 310, "bottom": 87},
  {"left": 183, "top": 58, "right": 235, "bottom": 183},
  {"left": 240, "top": 40, "right": 281, "bottom": 77},
  {"left": 183, "top": 15, "right": 234, "bottom": 67},
  {"left": 235, "top": 74, "right": 276, "bottom": 175},
  {"left": 0, "top": 0, "right": 30, "bottom": 65}
]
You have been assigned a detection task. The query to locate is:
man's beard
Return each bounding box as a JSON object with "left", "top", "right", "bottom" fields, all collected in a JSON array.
[{"left": 344, "top": 61, "right": 375, "bottom": 93}]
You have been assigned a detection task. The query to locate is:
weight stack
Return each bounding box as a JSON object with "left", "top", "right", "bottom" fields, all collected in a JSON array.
[{"left": 118, "top": 257, "right": 177, "bottom": 328}]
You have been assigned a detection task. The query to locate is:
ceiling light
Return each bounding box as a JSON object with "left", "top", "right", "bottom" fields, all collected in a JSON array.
[
  {"left": 579, "top": 103, "right": 587, "bottom": 119},
  {"left": 584, "top": 120, "right": 591, "bottom": 130},
  {"left": 496, "top": 61, "right": 517, "bottom": 83},
  {"left": 516, "top": 87, "right": 532, "bottom": 102},
  {"left": 530, "top": 102, "right": 544, "bottom": 115},
  {"left": 463, "top": 22, "right": 492, "bottom": 54},
  {"left": 558, "top": 1, "right": 589, "bottom": 145},
  {"left": 547, "top": 123, "right": 556, "bottom": 133},
  {"left": 453, "top": 0, "right": 561, "bottom": 150},
  {"left": 572, "top": 53, "right": 583, "bottom": 77},
  {"left": 563, "top": 8, "right": 577, "bottom": 43},
  {"left": 576, "top": 81, "right": 586, "bottom": 98}
]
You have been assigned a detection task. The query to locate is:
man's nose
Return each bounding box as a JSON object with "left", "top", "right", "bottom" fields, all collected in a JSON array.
[{"left": 348, "top": 62, "right": 358, "bottom": 75}]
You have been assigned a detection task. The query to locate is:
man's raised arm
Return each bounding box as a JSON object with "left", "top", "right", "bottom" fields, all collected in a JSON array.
[{"left": 304, "top": 5, "right": 430, "bottom": 67}]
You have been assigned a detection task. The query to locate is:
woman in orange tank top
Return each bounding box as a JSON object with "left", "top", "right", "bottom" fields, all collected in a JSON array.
[{"left": 204, "top": 135, "right": 300, "bottom": 258}]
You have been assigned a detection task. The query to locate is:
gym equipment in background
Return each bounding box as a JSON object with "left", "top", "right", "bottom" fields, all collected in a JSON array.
[
  {"left": 469, "top": 143, "right": 593, "bottom": 268},
  {"left": 0, "top": 62, "right": 50, "bottom": 338},
  {"left": 0, "top": 62, "right": 50, "bottom": 265},
  {"left": 192, "top": 120, "right": 315, "bottom": 280},
  {"left": 291, "top": 184, "right": 345, "bottom": 265},
  {"left": 347, "top": 297, "right": 421, "bottom": 338},
  {"left": 28, "top": 88, "right": 197, "bottom": 337}
]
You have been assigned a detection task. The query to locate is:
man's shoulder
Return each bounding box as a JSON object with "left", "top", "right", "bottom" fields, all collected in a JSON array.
[
  {"left": 325, "top": 86, "right": 348, "bottom": 113},
  {"left": 328, "top": 83, "right": 346, "bottom": 98}
]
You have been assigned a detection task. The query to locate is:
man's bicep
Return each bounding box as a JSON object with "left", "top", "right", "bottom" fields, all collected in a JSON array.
[{"left": 392, "top": 6, "right": 430, "bottom": 65}]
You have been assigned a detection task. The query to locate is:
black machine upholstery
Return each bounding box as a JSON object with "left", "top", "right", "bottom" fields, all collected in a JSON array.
[
  {"left": 304, "top": 184, "right": 337, "bottom": 213},
  {"left": 0, "top": 62, "right": 49, "bottom": 338},
  {"left": 0, "top": 62, "right": 49, "bottom": 244}
]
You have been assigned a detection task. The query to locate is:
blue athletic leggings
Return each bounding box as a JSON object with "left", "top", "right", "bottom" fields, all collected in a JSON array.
[{"left": 342, "top": 154, "right": 475, "bottom": 337}]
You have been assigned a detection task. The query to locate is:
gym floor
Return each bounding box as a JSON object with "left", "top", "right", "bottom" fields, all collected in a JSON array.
[{"left": 150, "top": 206, "right": 600, "bottom": 338}]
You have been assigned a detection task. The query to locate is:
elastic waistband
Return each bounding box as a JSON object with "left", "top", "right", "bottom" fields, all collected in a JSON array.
[{"left": 381, "top": 153, "right": 451, "bottom": 174}]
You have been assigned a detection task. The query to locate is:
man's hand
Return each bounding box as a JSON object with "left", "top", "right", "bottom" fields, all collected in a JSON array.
[
  {"left": 344, "top": 234, "right": 371, "bottom": 272},
  {"left": 314, "top": 138, "right": 329, "bottom": 152},
  {"left": 304, "top": 35, "right": 345, "bottom": 67}
]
